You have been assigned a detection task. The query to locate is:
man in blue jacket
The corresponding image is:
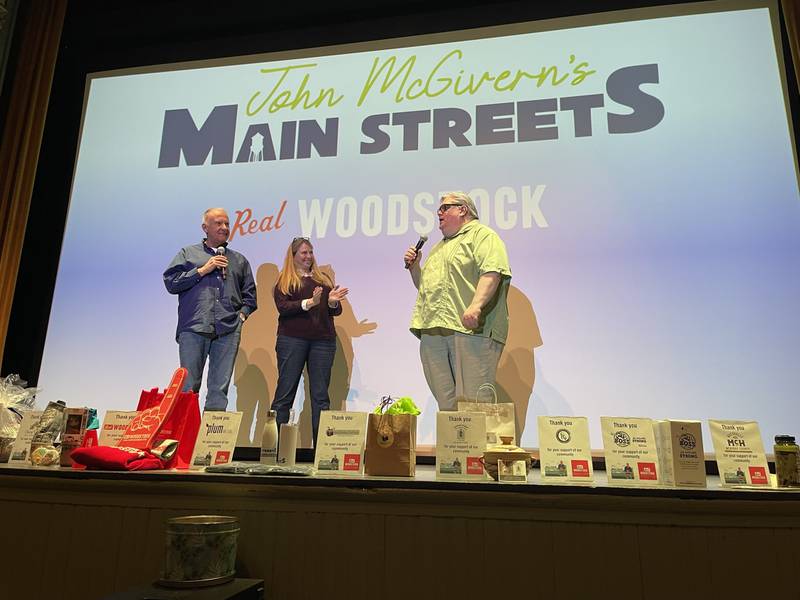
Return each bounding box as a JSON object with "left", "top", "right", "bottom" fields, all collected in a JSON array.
[{"left": 163, "top": 208, "right": 257, "bottom": 410}]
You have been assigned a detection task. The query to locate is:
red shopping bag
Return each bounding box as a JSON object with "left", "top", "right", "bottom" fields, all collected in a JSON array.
[
  {"left": 73, "top": 368, "right": 198, "bottom": 472},
  {"left": 119, "top": 367, "right": 187, "bottom": 451},
  {"left": 135, "top": 387, "right": 201, "bottom": 470}
]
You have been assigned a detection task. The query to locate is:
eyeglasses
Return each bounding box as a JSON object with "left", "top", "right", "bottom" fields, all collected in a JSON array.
[
  {"left": 437, "top": 203, "right": 462, "bottom": 215},
  {"left": 292, "top": 236, "right": 310, "bottom": 243}
]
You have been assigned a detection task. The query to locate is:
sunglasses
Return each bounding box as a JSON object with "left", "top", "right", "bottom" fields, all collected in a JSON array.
[
  {"left": 292, "top": 236, "right": 310, "bottom": 243},
  {"left": 437, "top": 203, "right": 463, "bottom": 215}
]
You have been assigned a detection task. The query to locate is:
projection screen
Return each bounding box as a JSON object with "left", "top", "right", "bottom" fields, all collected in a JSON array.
[{"left": 37, "top": 0, "right": 800, "bottom": 450}]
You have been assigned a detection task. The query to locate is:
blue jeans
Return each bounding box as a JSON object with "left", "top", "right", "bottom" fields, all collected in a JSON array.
[
  {"left": 272, "top": 335, "right": 336, "bottom": 446},
  {"left": 178, "top": 325, "right": 241, "bottom": 411}
]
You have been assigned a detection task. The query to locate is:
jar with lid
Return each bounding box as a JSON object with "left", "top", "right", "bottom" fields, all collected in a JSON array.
[{"left": 773, "top": 435, "right": 800, "bottom": 488}]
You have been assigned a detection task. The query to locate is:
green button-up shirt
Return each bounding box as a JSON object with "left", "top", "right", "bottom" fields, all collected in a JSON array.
[{"left": 410, "top": 220, "right": 511, "bottom": 342}]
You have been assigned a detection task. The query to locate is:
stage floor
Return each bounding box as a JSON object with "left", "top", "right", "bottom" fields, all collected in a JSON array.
[
  {"left": 1, "top": 460, "right": 797, "bottom": 499},
  {"left": 2, "top": 461, "right": 800, "bottom": 600}
]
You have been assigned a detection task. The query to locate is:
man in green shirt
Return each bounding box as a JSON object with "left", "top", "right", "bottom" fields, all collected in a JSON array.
[{"left": 404, "top": 191, "right": 511, "bottom": 410}]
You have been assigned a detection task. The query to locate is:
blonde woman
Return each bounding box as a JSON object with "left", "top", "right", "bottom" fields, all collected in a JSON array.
[{"left": 271, "top": 237, "right": 348, "bottom": 445}]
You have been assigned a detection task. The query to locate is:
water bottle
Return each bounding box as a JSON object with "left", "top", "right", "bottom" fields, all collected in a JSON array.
[{"left": 260, "top": 410, "right": 278, "bottom": 464}]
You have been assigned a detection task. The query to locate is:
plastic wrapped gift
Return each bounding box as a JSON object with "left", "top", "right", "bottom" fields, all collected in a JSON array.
[{"left": 0, "top": 374, "right": 39, "bottom": 463}]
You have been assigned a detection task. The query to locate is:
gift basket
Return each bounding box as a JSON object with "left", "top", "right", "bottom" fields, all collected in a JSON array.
[{"left": 0, "top": 375, "right": 39, "bottom": 462}]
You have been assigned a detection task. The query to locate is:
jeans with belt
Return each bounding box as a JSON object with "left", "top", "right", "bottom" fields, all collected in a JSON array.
[{"left": 271, "top": 334, "right": 337, "bottom": 446}]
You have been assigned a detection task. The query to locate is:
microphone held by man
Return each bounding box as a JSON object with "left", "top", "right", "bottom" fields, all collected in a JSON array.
[
  {"left": 215, "top": 246, "right": 227, "bottom": 280},
  {"left": 404, "top": 235, "right": 428, "bottom": 269}
]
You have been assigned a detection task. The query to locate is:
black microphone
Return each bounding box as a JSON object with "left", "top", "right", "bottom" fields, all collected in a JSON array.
[
  {"left": 215, "top": 246, "right": 226, "bottom": 280},
  {"left": 405, "top": 235, "right": 428, "bottom": 269}
]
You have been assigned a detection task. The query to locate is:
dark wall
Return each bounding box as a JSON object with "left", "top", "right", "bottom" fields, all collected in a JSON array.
[{"left": 3, "top": 0, "right": 791, "bottom": 383}]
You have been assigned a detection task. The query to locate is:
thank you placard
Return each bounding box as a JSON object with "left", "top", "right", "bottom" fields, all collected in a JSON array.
[
  {"left": 189, "top": 411, "right": 242, "bottom": 470},
  {"left": 436, "top": 412, "right": 487, "bottom": 481},
  {"left": 8, "top": 411, "right": 42, "bottom": 464},
  {"left": 654, "top": 420, "right": 706, "bottom": 488},
  {"left": 709, "top": 419, "right": 770, "bottom": 487},
  {"left": 98, "top": 411, "right": 138, "bottom": 447},
  {"left": 601, "top": 416, "right": 661, "bottom": 486},
  {"left": 314, "top": 411, "right": 368, "bottom": 476},
  {"left": 538, "top": 416, "right": 594, "bottom": 483}
]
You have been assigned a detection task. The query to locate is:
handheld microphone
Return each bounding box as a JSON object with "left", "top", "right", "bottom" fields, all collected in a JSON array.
[
  {"left": 215, "top": 246, "right": 227, "bottom": 280},
  {"left": 405, "top": 235, "right": 428, "bottom": 269}
]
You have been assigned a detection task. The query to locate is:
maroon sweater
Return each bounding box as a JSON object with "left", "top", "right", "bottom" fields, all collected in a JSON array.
[{"left": 273, "top": 277, "right": 342, "bottom": 340}]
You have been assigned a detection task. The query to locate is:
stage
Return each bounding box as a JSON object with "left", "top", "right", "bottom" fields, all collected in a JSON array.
[{"left": 1, "top": 463, "right": 799, "bottom": 600}]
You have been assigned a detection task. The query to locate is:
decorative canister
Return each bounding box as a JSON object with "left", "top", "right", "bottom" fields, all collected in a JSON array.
[
  {"left": 482, "top": 436, "right": 532, "bottom": 481},
  {"left": 160, "top": 515, "right": 240, "bottom": 588}
]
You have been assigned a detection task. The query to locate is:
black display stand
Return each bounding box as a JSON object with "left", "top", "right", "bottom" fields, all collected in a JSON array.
[{"left": 103, "top": 578, "right": 264, "bottom": 600}]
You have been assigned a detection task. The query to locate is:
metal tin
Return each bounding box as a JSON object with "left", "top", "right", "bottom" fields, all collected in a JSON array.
[{"left": 160, "top": 515, "right": 240, "bottom": 587}]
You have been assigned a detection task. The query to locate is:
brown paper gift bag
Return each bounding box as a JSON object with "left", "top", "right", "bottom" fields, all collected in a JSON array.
[
  {"left": 458, "top": 383, "right": 517, "bottom": 447},
  {"left": 364, "top": 413, "right": 417, "bottom": 477}
]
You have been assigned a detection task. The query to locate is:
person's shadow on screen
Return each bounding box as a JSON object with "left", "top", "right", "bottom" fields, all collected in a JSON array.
[
  {"left": 296, "top": 264, "right": 377, "bottom": 448},
  {"left": 233, "top": 262, "right": 279, "bottom": 446},
  {"left": 495, "top": 284, "right": 543, "bottom": 442}
]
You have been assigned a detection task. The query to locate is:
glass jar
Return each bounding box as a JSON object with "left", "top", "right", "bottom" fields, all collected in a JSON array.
[{"left": 773, "top": 435, "right": 800, "bottom": 488}]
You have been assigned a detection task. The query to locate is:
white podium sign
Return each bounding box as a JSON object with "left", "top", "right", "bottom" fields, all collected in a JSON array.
[
  {"left": 314, "top": 411, "right": 367, "bottom": 476},
  {"left": 8, "top": 411, "right": 42, "bottom": 464},
  {"left": 601, "top": 416, "right": 661, "bottom": 486},
  {"left": 654, "top": 420, "right": 706, "bottom": 488},
  {"left": 709, "top": 419, "right": 770, "bottom": 487},
  {"left": 436, "top": 412, "right": 487, "bottom": 481},
  {"left": 98, "top": 411, "right": 138, "bottom": 447},
  {"left": 189, "top": 411, "right": 242, "bottom": 470},
  {"left": 537, "top": 416, "right": 594, "bottom": 483}
]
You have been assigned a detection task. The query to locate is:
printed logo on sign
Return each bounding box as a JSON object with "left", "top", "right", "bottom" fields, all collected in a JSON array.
[
  {"left": 571, "top": 459, "right": 590, "bottom": 477},
  {"left": 613, "top": 431, "right": 631, "bottom": 447},
  {"left": 466, "top": 456, "right": 483, "bottom": 475},
  {"left": 749, "top": 466, "right": 768, "bottom": 485},
  {"left": 726, "top": 433, "right": 747, "bottom": 448},
  {"left": 214, "top": 451, "right": 231, "bottom": 465},
  {"left": 325, "top": 427, "right": 361, "bottom": 437},
  {"left": 556, "top": 428, "right": 571, "bottom": 443},
  {"left": 343, "top": 453, "right": 361, "bottom": 471},
  {"left": 637, "top": 462, "right": 658, "bottom": 480},
  {"left": 678, "top": 433, "right": 696, "bottom": 450}
]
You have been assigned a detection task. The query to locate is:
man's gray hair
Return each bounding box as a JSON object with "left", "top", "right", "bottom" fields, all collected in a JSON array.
[
  {"left": 202, "top": 207, "right": 228, "bottom": 223},
  {"left": 441, "top": 191, "right": 478, "bottom": 219}
]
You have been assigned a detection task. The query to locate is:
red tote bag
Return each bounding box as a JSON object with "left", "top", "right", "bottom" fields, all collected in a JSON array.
[{"left": 136, "top": 388, "right": 201, "bottom": 469}]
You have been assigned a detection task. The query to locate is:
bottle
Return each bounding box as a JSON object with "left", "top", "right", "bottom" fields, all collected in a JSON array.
[
  {"left": 260, "top": 410, "right": 279, "bottom": 464},
  {"left": 773, "top": 435, "right": 800, "bottom": 488},
  {"left": 277, "top": 409, "right": 298, "bottom": 467},
  {"left": 278, "top": 423, "right": 298, "bottom": 467}
]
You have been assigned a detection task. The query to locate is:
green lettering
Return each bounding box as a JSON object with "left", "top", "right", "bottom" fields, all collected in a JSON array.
[
  {"left": 246, "top": 63, "right": 343, "bottom": 116},
  {"left": 571, "top": 61, "right": 597, "bottom": 85},
  {"left": 492, "top": 70, "right": 513, "bottom": 92},
  {"left": 357, "top": 55, "right": 417, "bottom": 106},
  {"left": 424, "top": 49, "right": 460, "bottom": 98}
]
